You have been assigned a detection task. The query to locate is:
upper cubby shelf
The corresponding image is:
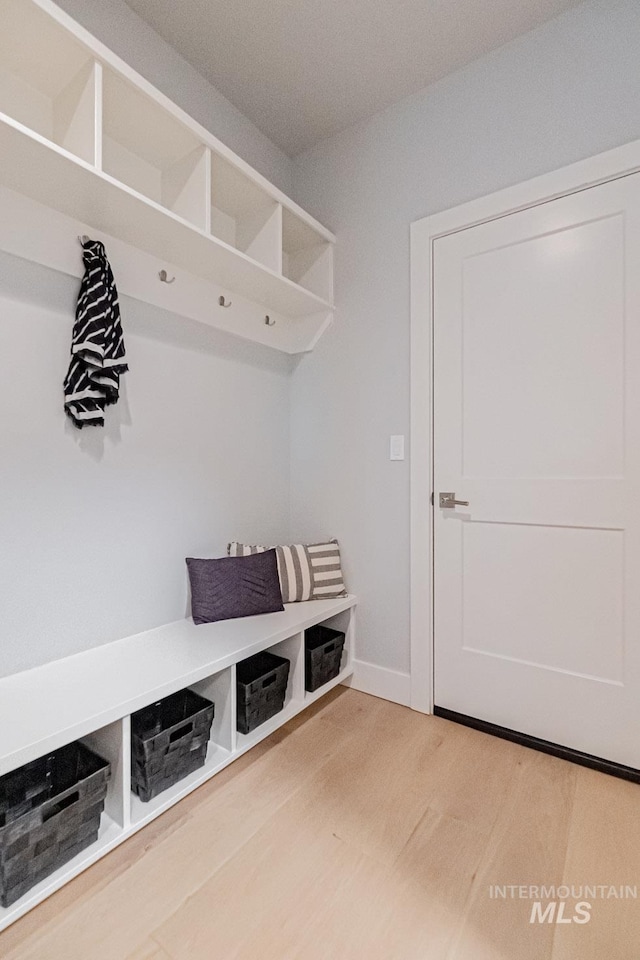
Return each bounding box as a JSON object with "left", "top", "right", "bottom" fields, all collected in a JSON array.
[
  {"left": 211, "top": 154, "right": 282, "bottom": 273},
  {"left": 0, "top": 0, "right": 97, "bottom": 164},
  {"left": 102, "top": 69, "right": 210, "bottom": 233},
  {"left": 283, "top": 208, "right": 333, "bottom": 303},
  {"left": 0, "top": 0, "right": 335, "bottom": 354}
]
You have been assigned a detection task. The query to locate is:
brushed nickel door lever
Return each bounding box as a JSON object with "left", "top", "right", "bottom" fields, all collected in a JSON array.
[{"left": 439, "top": 492, "right": 469, "bottom": 508}]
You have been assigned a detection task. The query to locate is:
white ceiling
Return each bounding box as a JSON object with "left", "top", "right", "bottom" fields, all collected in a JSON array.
[{"left": 123, "top": 0, "right": 585, "bottom": 157}]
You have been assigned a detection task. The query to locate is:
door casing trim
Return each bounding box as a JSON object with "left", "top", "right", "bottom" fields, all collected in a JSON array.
[{"left": 409, "top": 136, "right": 640, "bottom": 714}]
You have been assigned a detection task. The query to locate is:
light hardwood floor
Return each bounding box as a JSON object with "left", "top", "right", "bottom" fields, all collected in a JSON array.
[{"left": 1, "top": 688, "right": 639, "bottom": 960}]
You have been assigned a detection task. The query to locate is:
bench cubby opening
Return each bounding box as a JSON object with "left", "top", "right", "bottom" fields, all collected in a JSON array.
[
  {"left": 304, "top": 607, "right": 355, "bottom": 701},
  {"left": 0, "top": 719, "right": 127, "bottom": 920},
  {"left": 130, "top": 669, "right": 234, "bottom": 826},
  {"left": 235, "top": 633, "right": 305, "bottom": 751}
]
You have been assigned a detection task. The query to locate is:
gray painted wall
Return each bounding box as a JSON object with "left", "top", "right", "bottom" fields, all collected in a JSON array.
[
  {"left": 53, "top": 0, "right": 293, "bottom": 193},
  {"left": 290, "top": 0, "right": 640, "bottom": 677},
  {"left": 0, "top": 254, "right": 292, "bottom": 676}
]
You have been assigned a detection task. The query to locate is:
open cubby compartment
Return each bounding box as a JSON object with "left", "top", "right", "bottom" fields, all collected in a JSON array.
[
  {"left": 0, "top": 0, "right": 98, "bottom": 164},
  {"left": 0, "top": 721, "right": 126, "bottom": 924},
  {"left": 305, "top": 607, "right": 355, "bottom": 699},
  {"left": 282, "top": 208, "right": 333, "bottom": 302},
  {"left": 129, "top": 668, "right": 234, "bottom": 825},
  {"left": 102, "top": 69, "right": 209, "bottom": 230},
  {"left": 235, "top": 633, "right": 305, "bottom": 750},
  {"left": 266, "top": 633, "right": 305, "bottom": 706},
  {"left": 210, "top": 153, "right": 282, "bottom": 271}
]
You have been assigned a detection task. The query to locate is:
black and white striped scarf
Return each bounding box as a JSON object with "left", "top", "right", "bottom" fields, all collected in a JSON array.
[{"left": 63, "top": 240, "right": 128, "bottom": 428}]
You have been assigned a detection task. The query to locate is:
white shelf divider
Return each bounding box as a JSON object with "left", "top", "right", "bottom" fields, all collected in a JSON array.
[
  {"left": 81, "top": 717, "right": 130, "bottom": 829},
  {"left": 52, "top": 59, "right": 97, "bottom": 166},
  {"left": 268, "top": 632, "right": 306, "bottom": 705},
  {"left": 190, "top": 667, "right": 235, "bottom": 754}
]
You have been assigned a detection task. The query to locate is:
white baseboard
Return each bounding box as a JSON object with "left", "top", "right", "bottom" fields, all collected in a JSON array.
[{"left": 343, "top": 659, "right": 411, "bottom": 707}]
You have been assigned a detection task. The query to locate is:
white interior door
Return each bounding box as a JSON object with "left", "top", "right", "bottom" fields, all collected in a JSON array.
[{"left": 433, "top": 173, "right": 640, "bottom": 769}]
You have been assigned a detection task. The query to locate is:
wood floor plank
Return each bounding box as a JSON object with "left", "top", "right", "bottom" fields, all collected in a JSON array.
[
  {"left": 424, "top": 723, "right": 524, "bottom": 834},
  {"left": 265, "top": 698, "right": 453, "bottom": 868},
  {"left": 551, "top": 765, "right": 640, "bottom": 960},
  {"left": 229, "top": 843, "right": 395, "bottom": 960},
  {"left": 368, "top": 809, "right": 493, "bottom": 960},
  {"left": 301, "top": 685, "right": 385, "bottom": 730},
  {"left": 153, "top": 805, "right": 368, "bottom": 960},
  {"left": 125, "top": 939, "right": 172, "bottom": 960},
  {"left": 446, "top": 747, "right": 577, "bottom": 960}
]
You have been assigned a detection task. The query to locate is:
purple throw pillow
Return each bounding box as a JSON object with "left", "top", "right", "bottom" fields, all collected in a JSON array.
[{"left": 186, "top": 550, "right": 284, "bottom": 624}]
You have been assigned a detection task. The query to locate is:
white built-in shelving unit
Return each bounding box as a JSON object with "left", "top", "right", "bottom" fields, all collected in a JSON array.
[
  {"left": 0, "top": 0, "right": 348, "bottom": 931},
  {"left": 0, "top": 595, "right": 356, "bottom": 930},
  {"left": 0, "top": 0, "right": 335, "bottom": 353}
]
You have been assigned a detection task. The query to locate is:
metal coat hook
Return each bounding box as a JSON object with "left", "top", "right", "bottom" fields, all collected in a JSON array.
[
  {"left": 265, "top": 315, "right": 276, "bottom": 326},
  {"left": 159, "top": 270, "right": 175, "bottom": 284},
  {"left": 219, "top": 295, "right": 232, "bottom": 308}
]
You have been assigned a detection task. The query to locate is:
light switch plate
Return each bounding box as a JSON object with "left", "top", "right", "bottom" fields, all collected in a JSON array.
[{"left": 390, "top": 435, "right": 405, "bottom": 460}]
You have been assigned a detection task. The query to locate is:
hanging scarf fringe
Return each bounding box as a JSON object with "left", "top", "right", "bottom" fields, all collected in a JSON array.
[{"left": 64, "top": 239, "right": 128, "bottom": 429}]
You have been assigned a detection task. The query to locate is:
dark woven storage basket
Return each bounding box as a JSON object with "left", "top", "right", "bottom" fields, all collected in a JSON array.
[
  {"left": 236, "top": 651, "right": 290, "bottom": 735},
  {"left": 0, "top": 741, "right": 110, "bottom": 908},
  {"left": 131, "top": 688, "right": 215, "bottom": 803},
  {"left": 305, "top": 625, "right": 346, "bottom": 693}
]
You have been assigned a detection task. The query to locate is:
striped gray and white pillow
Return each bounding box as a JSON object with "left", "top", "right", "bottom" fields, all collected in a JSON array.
[{"left": 227, "top": 540, "right": 347, "bottom": 603}]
